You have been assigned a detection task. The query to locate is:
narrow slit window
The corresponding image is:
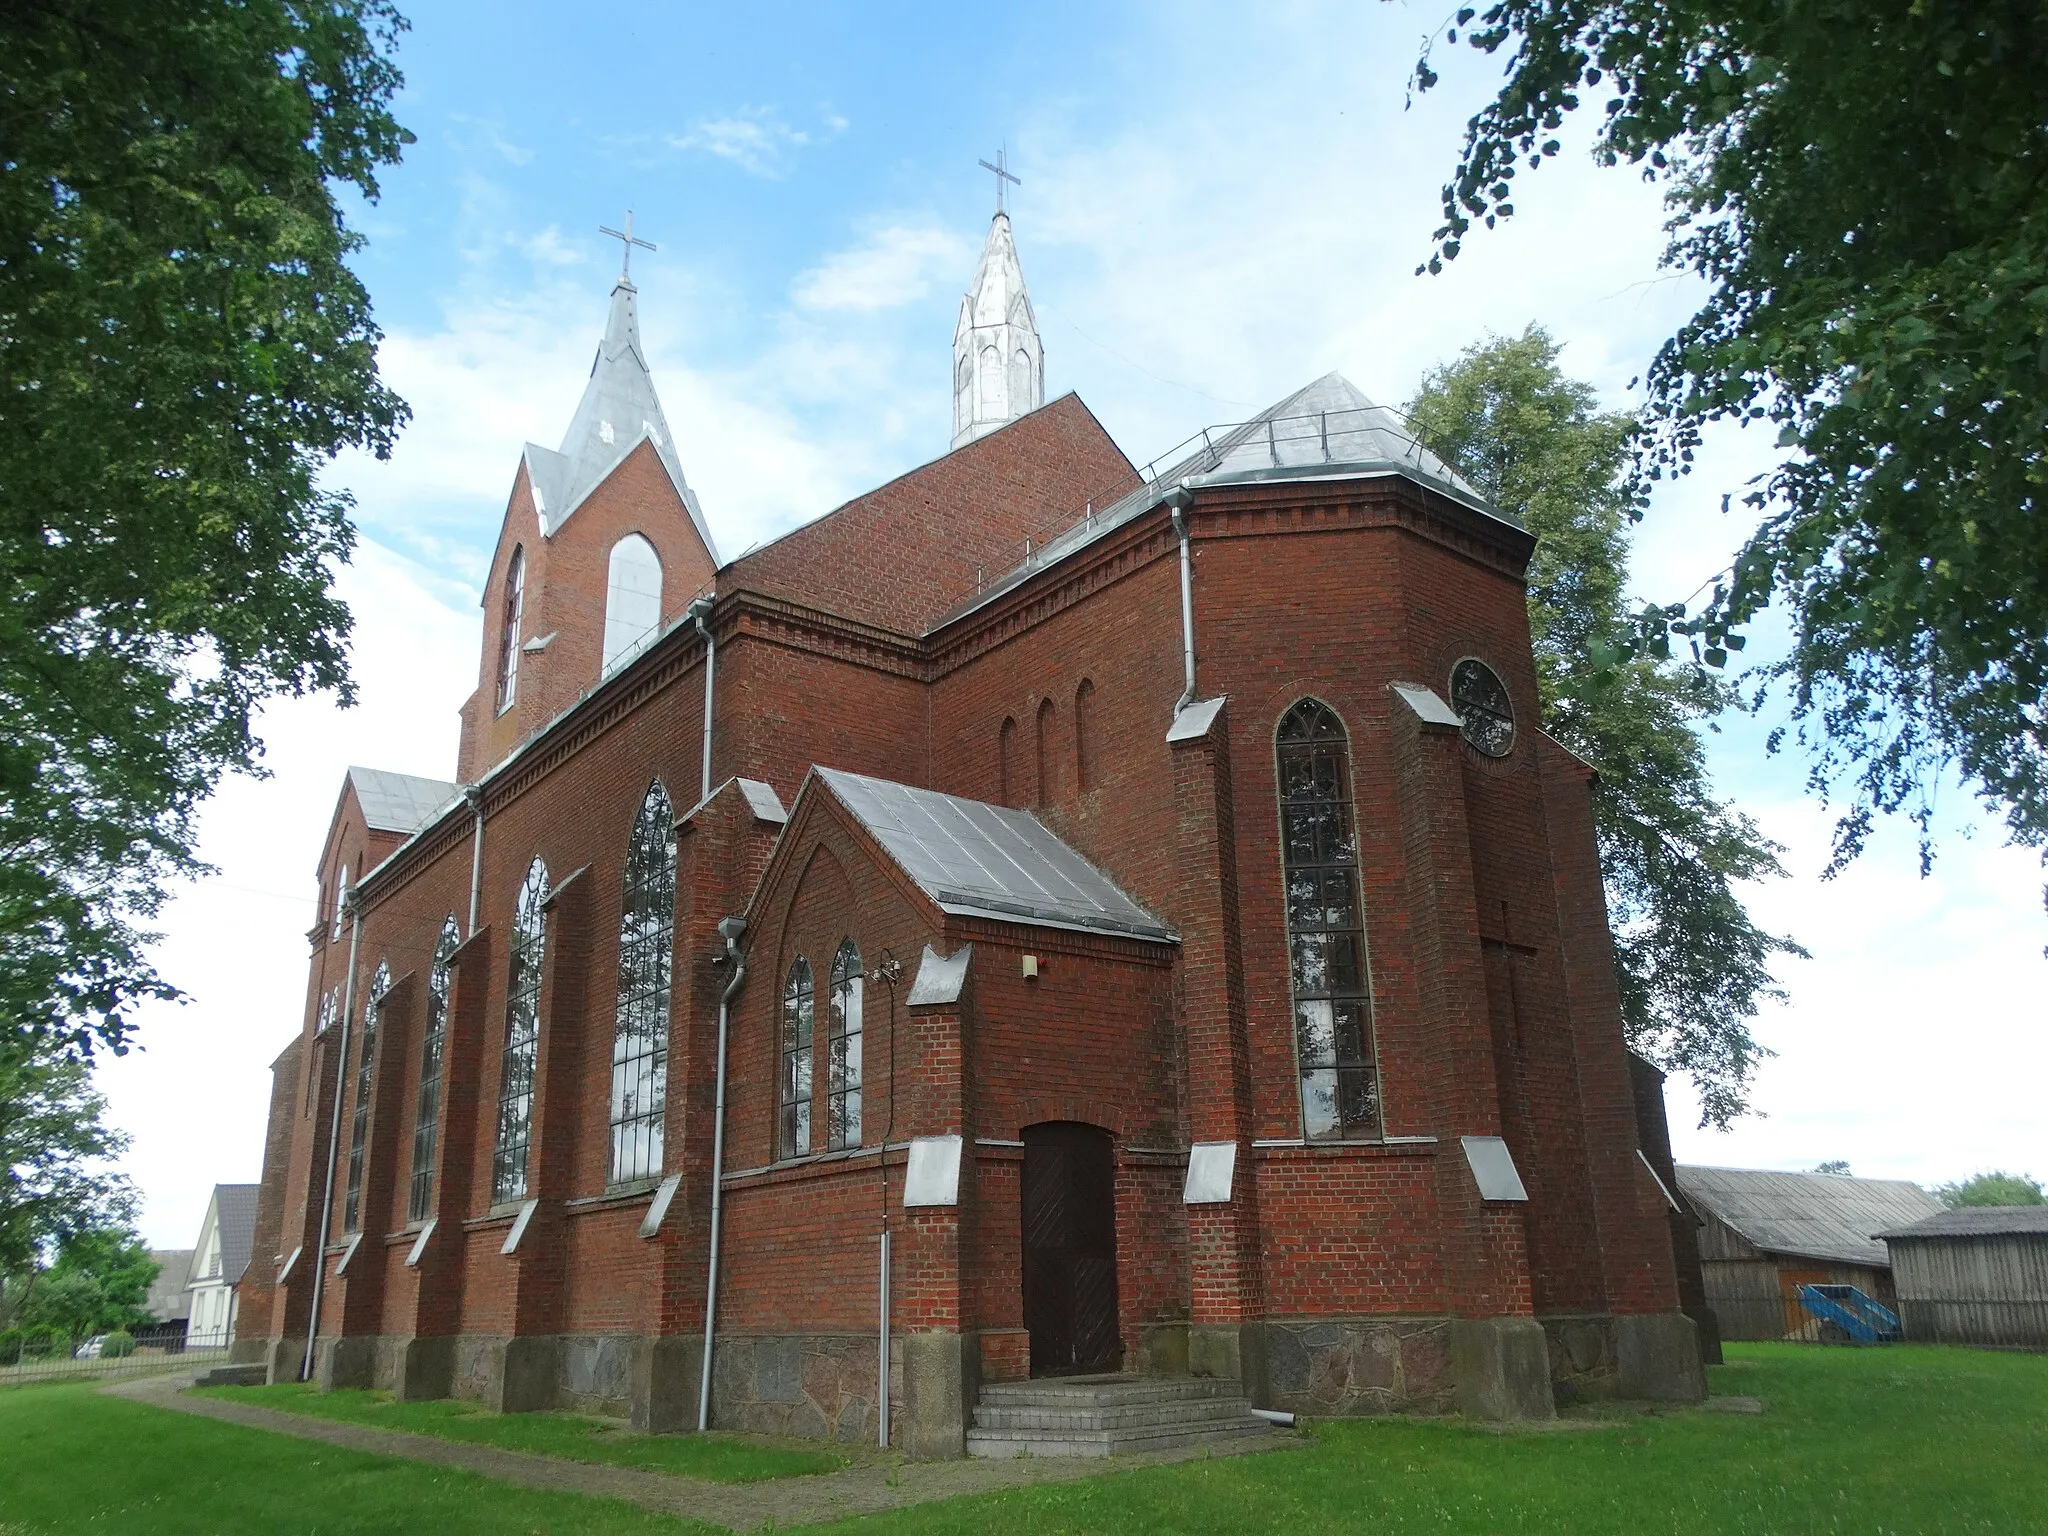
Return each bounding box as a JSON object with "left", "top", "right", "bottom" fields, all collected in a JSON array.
[
  {"left": 492, "top": 859, "right": 549, "bottom": 1205},
  {"left": 1275, "top": 699, "right": 1381, "bottom": 1141},
  {"left": 410, "top": 915, "right": 460, "bottom": 1223},
  {"left": 826, "top": 941, "right": 863, "bottom": 1151},
  {"left": 610, "top": 781, "right": 676, "bottom": 1184},
  {"left": 1074, "top": 678, "right": 1094, "bottom": 791},
  {"left": 495, "top": 546, "right": 525, "bottom": 715},
  {"left": 343, "top": 961, "right": 391, "bottom": 1234},
  {"left": 780, "top": 956, "right": 814, "bottom": 1159}
]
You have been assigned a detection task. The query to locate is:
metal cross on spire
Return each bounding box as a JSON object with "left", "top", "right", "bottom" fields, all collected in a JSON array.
[
  {"left": 598, "top": 210, "right": 657, "bottom": 282},
  {"left": 977, "top": 148, "right": 1020, "bottom": 215}
]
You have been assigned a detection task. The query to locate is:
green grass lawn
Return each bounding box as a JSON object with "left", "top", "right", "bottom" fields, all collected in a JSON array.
[
  {"left": 196, "top": 1381, "right": 846, "bottom": 1483},
  {"left": 0, "top": 1380, "right": 718, "bottom": 1535},
  {"left": 3, "top": 1344, "right": 2044, "bottom": 1535}
]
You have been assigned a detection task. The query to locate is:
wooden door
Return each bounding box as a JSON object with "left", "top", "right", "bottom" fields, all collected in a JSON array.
[{"left": 1021, "top": 1122, "right": 1122, "bottom": 1376}]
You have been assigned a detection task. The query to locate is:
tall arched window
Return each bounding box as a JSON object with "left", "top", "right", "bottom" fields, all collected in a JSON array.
[
  {"left": 1074, "top": 678, "right": 1095, "bottom": 791},
  {"left": 410, "top": 916, "right": 460, "bottom": 1222},
  {"left": 826, "top": 941, "right": 863, "bottom": 1151},
  {"left": 331, "top": 864, "right": 348, "bottom": 941},
  {"left": 343, "top": 960, "right": 391, "bottom": 1233},
  {"left": 999, "top": 716, "right": 1018, "bottom": 805},
  {"left": 492, "top": 858, "right": 549, "bottom": 1205},
  {"left": 780, "top": 956, "right": 814, "bottom": 1159},
  {"left": 1009, "top": 347, "right": 1033, "bottom": 407},
  {"left": 1035, "top": 698, "right": 1055, "bottom": 805},
  {"left": 978, "top": 344, "right": 1002, "bottom": 411},
  {"left": 1275, "top": 699, "right": 1381, "bottom": 1141},
  {"left": 602, "top": 535, "right": 664, "bottom": 674},
  {"left": 495, "top": 545, "right": 526, "bottom": 715},
  {"left": 611, "top": 782, "right": 676, "bottom": 1184}
]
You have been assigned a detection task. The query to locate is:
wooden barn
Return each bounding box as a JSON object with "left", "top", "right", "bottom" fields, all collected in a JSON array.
[
  {"left": 1675, "top": 1166, "right": 1942, "bottom": 1341},
  {"left": 1878, "top": 1206, "right": 2048, "bottom": 1350}
]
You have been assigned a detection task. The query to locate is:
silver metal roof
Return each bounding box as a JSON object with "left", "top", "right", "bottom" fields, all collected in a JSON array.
[
  {"left": 814, "top": 768, "right": 1174, "bottom": 942},
  {"left": 521, "top": 279, "right": 719, "bottom": 561},
  {"left": 930, "top": 371, "right": 1509, "bottom": 634},
  {"left": 207, "top": 1183, "right": 262, "bottom": 1287},
  {"left": 1676, "top": 1164, "right": 1944, "bottom": 1269},
  {"left": 348, "top": 768, "right": 461, "bottom": 836},
  {"left": 1877, "top": 1205, "right": 2048, "bottom": 1241}
]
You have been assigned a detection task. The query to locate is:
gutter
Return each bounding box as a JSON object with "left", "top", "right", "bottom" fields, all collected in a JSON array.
[
  {"left": 302, "top": 893, "right": 362, "bottom": 1382},
  {"left": 1165, "top": 484, "right": 1197, "bottom": 717},
  {"left": 690, "top": 596, "right": 716, "bottom": 805},
  {"left": 697, "top": 915, "right": 749, "bottom": 1431}
]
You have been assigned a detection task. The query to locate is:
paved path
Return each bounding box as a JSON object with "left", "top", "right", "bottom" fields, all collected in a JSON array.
[{"left": 109, "top": 1372, "right": 1297, "bottom": 1531}]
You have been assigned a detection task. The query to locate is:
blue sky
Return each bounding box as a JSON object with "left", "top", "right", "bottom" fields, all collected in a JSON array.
[{"left": 100, "top": 0, "right": 2044, "bottom": 1247}]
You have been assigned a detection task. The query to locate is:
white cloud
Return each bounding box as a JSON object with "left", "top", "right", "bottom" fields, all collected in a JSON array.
[
  {"left": 667, "top": 107, "right": 844, "bottom": 179},
  {"left": 791, "top": 223, "right": 974, "bottom": 312}
]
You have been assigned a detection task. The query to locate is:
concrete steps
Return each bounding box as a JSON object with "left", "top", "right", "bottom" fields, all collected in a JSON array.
[
  {"left": 966, "top": 1374, "right": 1276, "bottom": 1458},
  {"left": 191, "top": 1363, "right": 269, "bottom": 1387}
]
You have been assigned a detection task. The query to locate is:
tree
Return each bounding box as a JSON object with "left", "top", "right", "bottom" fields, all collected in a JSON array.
[
  {"left": 1411, "top": 2, "right": 2048, "bottom": 874},
  {"left": 0, "top": 1040, "right": 134, "bottom": 1294},
  {"left": 0, "top": 0, "right": 411, "bottom": 1061},
  {"left": 8, "top": 1228, "right": 159, "bottom": 1338},
  {"left": 1813, "top": 1160, "right": 1851, "bottom": 1176},
  {"left": 1408, "top": 326, "right": 1802, "bottom": 1125},
  {"left": 1933, "top": 1171, "right": 2045, "bottom": 1209}
]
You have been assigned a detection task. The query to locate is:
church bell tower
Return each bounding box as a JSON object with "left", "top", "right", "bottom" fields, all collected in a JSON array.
[{"left": 952, "top": 150, "right": 1045, "bottom": 449}]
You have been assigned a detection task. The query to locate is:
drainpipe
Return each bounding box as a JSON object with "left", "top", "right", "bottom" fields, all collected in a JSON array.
[
  {"left": 697, "top": 915, "right": 748, "bottom": 1432},
  {"left": 1166, "top": 483, "right": 1197, "bottom": 715},
  {"left": 870, "top": 951, "right": 903, "bottom": 1449},
  {"left": 690, "top": 596, "right": 716, "bottom": 805},
  {"left": 465, "top": 785, "right": 485, "bottom": 936},
  {"left": 303, "top": 890, "right": 362, "bottom": 1382}
]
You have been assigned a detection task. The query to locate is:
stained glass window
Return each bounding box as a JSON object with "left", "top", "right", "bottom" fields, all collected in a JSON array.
[
  {"left": 492, "top": 859, "right": 549, "bottom": 1205},
  {"left": 826, "top": 940, "right": 863, "bottom": 1151},
  {"left": 409, "top": 915, "right": 460, "bottom": 1223},
  {"left": 1450, "top": 658, "right": 1515, "bottom": 758},
  {"left": 610, "top": 782, "right": 676, "bottom": 1184},
  {"left": 780, "top": 956, "right": 814, "bottom": 1159},
  {"left": 1276, "top": 699, "right": 1381, "bottom": 1141},
  {"left": 343, "top": 961, "right": 391, "bottom": 1233}
]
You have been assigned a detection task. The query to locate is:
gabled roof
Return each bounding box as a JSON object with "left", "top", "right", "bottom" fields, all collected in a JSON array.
[
  {"left": 521, "top": 278, "right": 719, "bottom": 561},
  {"left": 348, "top": 768, "right": 461, "bottom": 836},
  {"left": 1676, "top": 1165, "right": 1944, "bottom": 1269},
  {"left": 199, "top": 1183, "right": 261, "bottom": 1287},
  {"left": 1877, "top": 1205, "right": 2048, "bottom": 1241},
  {"left": 813, "top": 768, "right": 1174, "bottom": 942}
]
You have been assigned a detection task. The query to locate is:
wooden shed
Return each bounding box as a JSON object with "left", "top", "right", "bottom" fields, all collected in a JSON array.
[
  {"left": 1877, "top": 1206, "right": 2048, "bottom": 1350},
  {"left": 1675, "top": 1166, "right": 1943, "bottom": 1341}
]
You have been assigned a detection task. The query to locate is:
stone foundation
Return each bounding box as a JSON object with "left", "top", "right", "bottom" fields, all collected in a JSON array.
[
  {"left": 1541, "top": 1313, "right": 1620, "bottom": 1404},
  {"left": 1540, "top": 1312, "right": 1706, "bottom": 1405},
  {"left": 1239, "top": 1317, "right": 1455, "bottom": 1417},
  {"left": 708, "top": 1333, "right": 889, "bottom": 1443}
]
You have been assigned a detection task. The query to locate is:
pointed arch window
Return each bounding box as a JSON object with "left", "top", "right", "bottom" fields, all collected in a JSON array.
[
  {"left": 779, "top": 956, "right": 814, "bottom": 1159},
  {"left": 1035, "top": 698, "right": 1055, "bottom": 805},
  {"left": 978, "top": 344, "right": 1002, "bottom": 412},
  {"left": 331, "top": 865, "right": 348, "bottom": 941},
  {"left": 826, "top": 941, "right": 863, "bottom": 1151},
  {"left": 495, "top": 546, "right": 526, "bottom": 715},
  {"left": 611, "top": 782, "right": 676, "bottom": 1184},
  {"left": 1074, "top": 678, "right": 1095, "bottom": 791},
  {"left": 999, "top": 716, "right": 1018, "bottom": 805},
  {"left": 343, "top": 961, "right": 391, "bottom": 1233},
  {"left": 410, "top": 915, "right": 460, "bottom": 1223},
  {"left": 602, "top": 535, "right": 664, "bottom": 674},
  {"left": 1275, "top": 699, "right": 1381, "bottom": 1141},
  {"left": 492, "top": 859, "right": 549, "bottom": 1205}
]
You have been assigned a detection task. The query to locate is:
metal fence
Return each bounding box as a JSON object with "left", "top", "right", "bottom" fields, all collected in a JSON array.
[{"left": 0, "top": 1322, "right": 231, "bottom": 1388}]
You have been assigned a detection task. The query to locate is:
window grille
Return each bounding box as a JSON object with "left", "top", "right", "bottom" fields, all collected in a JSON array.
[
  {"left": 495, "top": 546, "right": 525, "bottom": 714},
  {"left": 780, "top": 956, "right": 814, "bottom": 1158},
  {"left": 1275, "top": 699, "right": 1382, "bottom": 1141},
  {"left": 1450, "top": 658, "right": 1516, "bottom": 758},
  {"left": 492, "top": 859, "right": 549, "bottom": 1205},
  {"left": 826, "top": 940, "right": 863, "bottom": 1151},
  {"left": 610, "top": 782, "right": 676, "bottom": 1184},
  {"left": 409, "top": 916, "right": 460, "bottom": 1222},
  {"left": 343, "top": 961, "right": 391, "bottom": 1233}
]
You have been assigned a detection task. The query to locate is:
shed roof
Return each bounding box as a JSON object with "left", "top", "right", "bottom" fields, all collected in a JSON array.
[
  {"left": 1675, "top": 1164, "right": 1944, "bottom": 1268},
  {"left": 1877, "top": 1205, "right": 2048, "bottom": 1240},
  {"left": 348, "top": 768, "right": 461, "bottom": 835},
  {"left": 813, "top": 768, "right": 1174, "bottom": 943}
]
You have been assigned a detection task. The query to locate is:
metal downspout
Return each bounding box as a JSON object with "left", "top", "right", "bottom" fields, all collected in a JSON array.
[
  {"left": 698, "top": 916, "right": 748, "bottom": 1432},
  {"left": 465, "top": 785, "right": 485, "bottom": 936},
  {"left": 1167, "top": 484, "right": 1197, "bottom": 714},
  {"left": 691, "top": 597, "right": 716, "bottom": 805},
  {"left": 303, "top": 893, "right": 362, "bottom": 1382}
]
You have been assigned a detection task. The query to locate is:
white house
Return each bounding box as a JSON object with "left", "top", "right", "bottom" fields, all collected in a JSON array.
[{"left": 186, "top": 1185, "right": 259, "bottom": 1349}]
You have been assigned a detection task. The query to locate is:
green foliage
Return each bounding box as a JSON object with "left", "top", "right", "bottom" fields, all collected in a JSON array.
[
  {"left": 1408, "top": 327, "right": 1801, "bottom": 1125},
  {"left": 0, "top": 1329, "right": 20, "bottom": 1365},
  {"left": 11, "top": 1228, "right": 157, "bottom": 1339},
  {"left": 98, "top": 1330, "right": 134, "bottom": 1358},
  {"left": 1934, "top": 1170, "right": 2046, "bottom": 1208},
  {"left": 0, "top": 0, "right": 411, "bottom": 1060},
  {"left": 0, "top": 1040, "right": 133, "bottom": 1291},
  {"left": 1412, "top": 2, "right": 2048, "bottom": 875},
  {"left": 1813, "top": 1160, "right": 1852, "bottom": 1176}
]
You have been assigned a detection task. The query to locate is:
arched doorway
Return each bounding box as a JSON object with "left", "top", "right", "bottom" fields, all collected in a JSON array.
[{"left": 1021, "top": 1122, "right": 1122, "bottom": 1376}]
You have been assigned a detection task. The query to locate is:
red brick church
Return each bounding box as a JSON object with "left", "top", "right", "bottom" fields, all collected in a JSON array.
[{"left": 244, "top": 199, "right": 1705, "bottom": 1455}]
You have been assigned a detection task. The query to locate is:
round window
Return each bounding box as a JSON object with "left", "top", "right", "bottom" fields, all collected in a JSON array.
[{"left": 1450, "top": 659, "right": 1515, "bottom": 758}]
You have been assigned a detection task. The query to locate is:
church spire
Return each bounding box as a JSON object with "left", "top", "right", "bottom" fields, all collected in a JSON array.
[{"left": 952, "top": 157, "right": 1045, "bottom": 449}]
